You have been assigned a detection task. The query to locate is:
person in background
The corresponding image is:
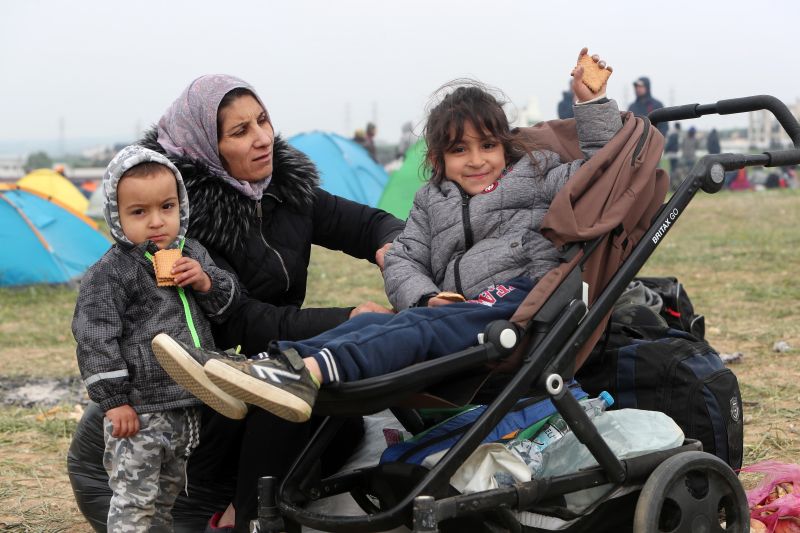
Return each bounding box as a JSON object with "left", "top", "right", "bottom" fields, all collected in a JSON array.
[
  {"left": 707, "top": 128, "right": 721, "bottom": 155},
  {"left": 396, "top": 121, "right": 417, "bottom": 159},
  {"left": 664, "top": 122, "right": 681, "bottom": 175},
  {"left": 557, "top": 81, "right": 575, "bottom": 119},
  {"left": 681, "top": 126, "right": 699, "bottom": 171},
  {"left": 628, "top": 76, "right": 667, "bottom": 137},
  {"left": 364, "top": 122, "right": 378, "bottom": 161}
]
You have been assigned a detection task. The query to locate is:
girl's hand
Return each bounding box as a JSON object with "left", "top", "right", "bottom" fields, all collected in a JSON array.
[
  {"left": 426, "top": 296, "right": 460, "bottom": 307},
  {"left": 172, "top": 257, "right": 211, "bottom": 292},
  {"left": 571, "top": 47, "right": 613, "bottom": 103},
  {"left": 106, "top": 404, "right": 140, "bottom": 438}
]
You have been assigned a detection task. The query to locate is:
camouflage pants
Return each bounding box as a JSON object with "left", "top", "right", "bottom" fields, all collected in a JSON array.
[{"left": 103, "top": 408, "right": 200, "bottom": 532}]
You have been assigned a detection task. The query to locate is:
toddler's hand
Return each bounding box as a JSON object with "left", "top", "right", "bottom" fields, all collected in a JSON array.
[
  {"left": 106, "top": 404, "right": 140, "bottom": 438},
  {"left": 172, "top": 257, "right": 211, "bottom": 292},
  {"left": 571, "top": 47, "right": 613, "bottom": 103}
]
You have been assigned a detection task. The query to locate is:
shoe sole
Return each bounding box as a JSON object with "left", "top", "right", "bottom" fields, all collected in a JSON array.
[
  {"left": 204, "top": 359, "right": 312, "bottom": 423},
  {"left": 151, "top": 334, "right": 248, "bottom": 420}
]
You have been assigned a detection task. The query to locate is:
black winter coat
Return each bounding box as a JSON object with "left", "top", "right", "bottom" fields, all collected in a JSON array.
[{"left": 140, "top": 129, "right": 404, "bottom": 353}]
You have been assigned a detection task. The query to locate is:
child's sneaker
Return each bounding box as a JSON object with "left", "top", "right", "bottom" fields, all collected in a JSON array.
[
  {"left": 151, "top": 333, "right": 248, "bottom": 420},
  {"left": 204, "top": 342, "right": 318, "bottom": 423}
]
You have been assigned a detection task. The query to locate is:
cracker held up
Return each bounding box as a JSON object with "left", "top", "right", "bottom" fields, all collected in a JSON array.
[
  {"left": 578, "top": 53, "right": 611, "bottom": 93},
  {"left": 154, "top": 248, "right": 181, "bottom": 287},
  {"left": 436, "top": 291, "right": 466, "bottom": 302}
]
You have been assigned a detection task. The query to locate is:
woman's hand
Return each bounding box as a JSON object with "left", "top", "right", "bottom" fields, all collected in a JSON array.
[
  {"left": 571, "top": 47, "right": 612, "bottom": 103},
  {"left": 350, "top": 301, "right": 394, "bottom": 318},
  {"left": 172, "top": 257, "right": 212, "bottom": 292},
  {"left": 106, "top": 405, "right": 140, "bottom": 438},
  {"left": 375, "top": 242, "right": 393, "bottom": 272}
]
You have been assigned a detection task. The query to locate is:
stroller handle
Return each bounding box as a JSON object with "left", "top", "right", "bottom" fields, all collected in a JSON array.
[{"left": 649, "top": 95, "right": 800, "bottom": 148}]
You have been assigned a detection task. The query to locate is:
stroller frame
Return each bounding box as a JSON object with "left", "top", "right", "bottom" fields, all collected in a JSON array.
[{"left": 254, "top": 96, "right": 800, "bottom": 533}]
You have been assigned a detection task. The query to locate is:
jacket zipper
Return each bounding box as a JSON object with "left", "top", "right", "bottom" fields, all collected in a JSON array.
[
  {"left": 453, "top": 187, "right": 474, "bottom": 295},
  {"left": 145, "top": 240, "right": 201, "bottom": 348},
  {"left": 256, "top": 199, "right": 291, "bottom": 292}
]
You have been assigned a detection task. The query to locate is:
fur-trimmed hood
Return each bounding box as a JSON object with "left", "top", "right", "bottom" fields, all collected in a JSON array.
[{"left": 139, "top": 127, "right": 320, "bottom": 256}]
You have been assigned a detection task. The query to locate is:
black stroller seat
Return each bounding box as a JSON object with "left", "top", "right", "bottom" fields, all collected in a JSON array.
[{"left": 254, "top": 95, "right": 800, "bottom": 533}]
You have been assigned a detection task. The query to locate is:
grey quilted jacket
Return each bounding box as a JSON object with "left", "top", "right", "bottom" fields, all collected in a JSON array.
[
  {"left": 72, "top": 146, "right": 239, "bottom": 414},
  {"left": 383, "top": 99, "right": 623, "bottom": 310}
]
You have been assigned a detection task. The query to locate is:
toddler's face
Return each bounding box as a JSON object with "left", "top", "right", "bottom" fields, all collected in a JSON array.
[
  {"left": 117, "top": 168, "right": 180, "bottom": 249},
  {"left": 443, "top": 121, "right": 506, "bottom": 196}
]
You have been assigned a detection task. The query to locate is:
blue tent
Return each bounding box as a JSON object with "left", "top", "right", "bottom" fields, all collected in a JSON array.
[
  {"left": 288, "top": 131, "right": 389, "bottom": 207},
  {"left": 0, "top": 188, "right": 111, "bottom": 286}
]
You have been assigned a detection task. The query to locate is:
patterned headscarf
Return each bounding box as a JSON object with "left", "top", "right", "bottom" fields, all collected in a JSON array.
[{"left": 157, "top": 74, "right": 271, "bottom": 200}]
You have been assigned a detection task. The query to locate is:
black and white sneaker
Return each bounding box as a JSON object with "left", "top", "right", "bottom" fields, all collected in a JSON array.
[
  {"left": 204, "top": 342, "right": 318, "bottom": 423},
  {"left": 151, "top": 333, "right": 248, "bottom": 420}
]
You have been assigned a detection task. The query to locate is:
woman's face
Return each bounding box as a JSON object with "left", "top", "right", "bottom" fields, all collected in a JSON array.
[{"left": 217, "top": 95, "right": 274, "bottom": 182}]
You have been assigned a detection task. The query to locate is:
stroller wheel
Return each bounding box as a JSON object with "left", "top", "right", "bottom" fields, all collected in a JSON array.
[{"left": 632, "top": 451, "right": 748, "bottom": 533}]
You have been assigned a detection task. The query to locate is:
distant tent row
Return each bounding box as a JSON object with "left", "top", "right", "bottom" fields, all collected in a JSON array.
[
  {"left": 0, "top": 134, "right": 429, "bottom": 287},
  {"left": 0, "top": 185, "right": 110, "bottom": 286},
  {"left": 288, "top": 131, "right": 390, "bottom": 208},
  {"left": 14, "top": 134, "right": 432, "bottom": 226},
  {"left": 18, "top": 168, "right": 89, "bottom": 214},
  {"left": 286, "top": 132, "right": 430, "bottom": 221},
  {"left": 378, "top": 139, "right": 429, "bottom": 219}
]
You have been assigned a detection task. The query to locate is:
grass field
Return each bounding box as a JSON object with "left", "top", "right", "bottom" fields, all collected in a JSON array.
[{"left": 1, "top": 189, "right": 799, "bottom": 531}]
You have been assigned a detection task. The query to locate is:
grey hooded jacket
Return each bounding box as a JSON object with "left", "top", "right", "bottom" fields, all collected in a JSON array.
[
  {"left": 72, "top": 145, "right": 239, "bottom": 414},
  {"left": 383, "top": 99, "right": 623, "bottom": 310}
]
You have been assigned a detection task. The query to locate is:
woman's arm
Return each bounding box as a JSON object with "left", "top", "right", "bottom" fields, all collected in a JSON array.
[
  {"left": 206, "top": 252, "right": 354, "bottom": 353},
  {"left": 311, "top": 188, "right": 404, "bottom": 261},
  {"left": 214, "top": 291, "right": 353, "bottom": 354}
]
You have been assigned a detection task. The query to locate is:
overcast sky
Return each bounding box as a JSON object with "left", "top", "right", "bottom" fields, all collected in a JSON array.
[{"left": 2, "top": 0, "right": 799, "bottom": 152}]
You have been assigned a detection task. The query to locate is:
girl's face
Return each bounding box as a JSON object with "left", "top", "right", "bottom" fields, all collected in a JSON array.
[
  {"left": 442, "top": 121, "right": 506, "bottom": 196},
  {"left": 217, "top": 95, "right": 274, "bottom": 182}
]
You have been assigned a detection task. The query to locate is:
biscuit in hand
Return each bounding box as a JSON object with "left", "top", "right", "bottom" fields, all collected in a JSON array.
[
  {"left": 436, "top": 291, "right": 466, "bottom": 302},
  {"left": 578, "top": 54, "right": 612, "bottom": 93},
  {"left": 153, "top": 248, "right": 181, "bottom": 287}
]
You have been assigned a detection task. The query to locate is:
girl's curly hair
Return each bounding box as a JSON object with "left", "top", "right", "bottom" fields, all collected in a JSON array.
[{"left": 423, "top": 79, "right": 531, "bottom": 185}]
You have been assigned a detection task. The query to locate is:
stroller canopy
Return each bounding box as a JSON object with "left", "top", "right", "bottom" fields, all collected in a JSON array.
[
  {"left": 0, "top": 187, "right": 110, "bottom": 286},
  {"left": 288, "top": 131, "right": 390, "bottom": 207}
]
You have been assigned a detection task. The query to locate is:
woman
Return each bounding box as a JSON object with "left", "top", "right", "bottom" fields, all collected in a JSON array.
[{"left": 68, "top": 75, "right": 404, "bottom": 532}]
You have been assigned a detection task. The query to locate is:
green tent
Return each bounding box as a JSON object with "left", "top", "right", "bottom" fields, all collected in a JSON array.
[{"left": 377, "top": 140, "right": 430, "bottom": 220}]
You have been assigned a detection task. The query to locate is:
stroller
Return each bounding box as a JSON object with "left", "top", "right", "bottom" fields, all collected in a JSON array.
[{"left": 251, "top": 95, "right": 800, "bottom": 533}]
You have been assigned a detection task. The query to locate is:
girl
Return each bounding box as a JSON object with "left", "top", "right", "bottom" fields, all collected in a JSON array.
[{"left": 155, "top": 48, "right": 624, "bottom": 423}]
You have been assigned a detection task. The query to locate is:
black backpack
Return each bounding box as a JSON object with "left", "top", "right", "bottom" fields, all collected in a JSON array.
[
  {"left": 635, "top": 276, "right": 706, "bottom": 340},
  {"left": 577, "top": 318, "right": 744, "bottom": 470}
]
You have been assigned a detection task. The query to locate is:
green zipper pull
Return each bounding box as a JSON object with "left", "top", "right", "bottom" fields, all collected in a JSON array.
[{"left": 145, "top": 239, "right": 200, "bottom": 348}]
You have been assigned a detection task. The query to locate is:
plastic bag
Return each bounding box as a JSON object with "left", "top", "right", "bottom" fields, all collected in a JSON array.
[
  {"left": 741, "top": 460, "right": 800, "bottom": 532},
  {"left": 539, "top": 408, "right": 684, "bottom": 478}
]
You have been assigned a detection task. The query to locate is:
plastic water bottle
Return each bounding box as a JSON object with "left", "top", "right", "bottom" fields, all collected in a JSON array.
[{"left": 501, "top": 392, "right": 615, "bottom": 480}]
